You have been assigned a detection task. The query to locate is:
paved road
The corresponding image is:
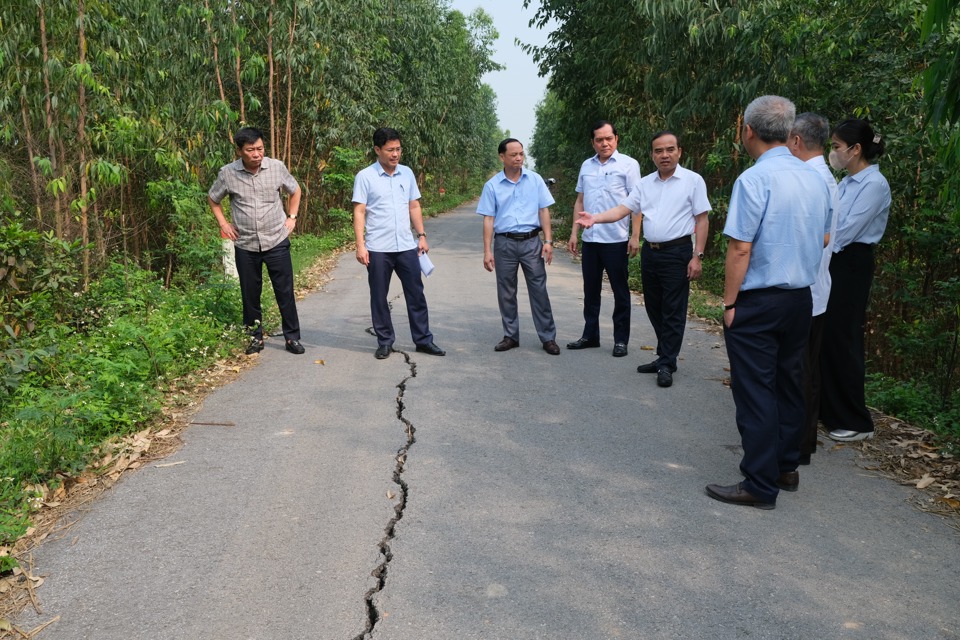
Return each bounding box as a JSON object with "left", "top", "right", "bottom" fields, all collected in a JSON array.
[{"left": 15, "top": 204, "right": 960, "bottom": 639}]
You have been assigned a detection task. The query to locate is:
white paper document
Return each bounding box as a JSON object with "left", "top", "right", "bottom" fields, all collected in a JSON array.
[{"left": 419, "top": 252, "right": 435, "bottom": 277}]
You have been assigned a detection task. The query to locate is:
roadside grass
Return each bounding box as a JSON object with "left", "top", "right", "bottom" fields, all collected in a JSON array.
[{"left": 0, "top": 230, "right": 350, "bottom": 567}]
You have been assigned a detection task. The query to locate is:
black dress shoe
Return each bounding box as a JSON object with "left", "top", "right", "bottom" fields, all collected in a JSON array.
[
  {"left": 612, "top": 343, "right": 628, "bottom": 357},
  {"left": 777, "top": 471, "right": 799, "bottom": 492},
  {"left": 494, "top": 337, "right": 519, "bottom": 351},
  {"left": 245, "top": 337, "right": 264, "bottom": 355},
  {"left": 542, "top": 340, "right": 561, "bottom": 355},
  {"left": 705, "top": 482, "right": 775, "bottom": 509},
  {"left": 375, "top": 345, "right": 392, "bottom": 359},
  {"left": 285, "top": 339, "right": 305, "bottom": 355},
  {"left": 636, "top": 361, "right": 658, "bottom": 374},
  {"left": 566, "top": 338, "right": 600, "bottom": 349},
  {"left": 657, "top": 368, "right": 673, "bottom": 387},
  {"left": 415, "top": 342, "right": 446, "bottom": 356}
]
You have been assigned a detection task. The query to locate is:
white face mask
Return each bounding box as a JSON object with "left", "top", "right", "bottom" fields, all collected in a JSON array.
[{"left": 828, "top": 144, "right": 854, "bottom": 171}]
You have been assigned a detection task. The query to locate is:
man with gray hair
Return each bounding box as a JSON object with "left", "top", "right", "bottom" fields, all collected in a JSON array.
[
  {"left": 706, "top": 96, "right": 831, "bottom": 510},
  {"left": 788, "top": 113, "right": 839, "bottom": 465}
]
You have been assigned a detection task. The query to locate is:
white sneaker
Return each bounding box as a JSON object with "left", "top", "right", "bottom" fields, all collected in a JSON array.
[{"left": 828, "top": 429, "right": 875, "bottom": 442}]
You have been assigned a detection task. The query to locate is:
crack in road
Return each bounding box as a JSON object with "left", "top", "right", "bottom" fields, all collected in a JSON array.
[{"left": 351, "top": 345, "right": 418, "bottom": 640}]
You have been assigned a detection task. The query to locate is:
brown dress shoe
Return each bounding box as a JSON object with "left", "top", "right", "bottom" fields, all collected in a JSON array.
[
  {"left": 705, "top": 482, "right": 775, "bottom": 509},
  {"left": 542, "top": 340, "right": 560, "bottom": 355},
  {"left": 494, "top": 337, "right": 519, "bottom": 352},
  {"left": 777, "top": 471, "right": 799, "bottom": 492}
]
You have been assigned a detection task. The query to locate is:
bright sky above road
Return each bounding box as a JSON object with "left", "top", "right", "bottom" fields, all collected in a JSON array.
[{"left": 446, "top": 0, "right": 554, "bottom": 165}]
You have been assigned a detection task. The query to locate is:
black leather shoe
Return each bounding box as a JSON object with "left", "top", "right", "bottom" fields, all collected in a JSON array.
[
  {"left": 494, "top": 337, "right": 519, "bottom": 352},
  {"left": 777, "top": 471, "right": 799, "bottom": 492},
  {"left": 375, "top": 345, "right": 392, "bottom": 359},
  {"left": 543, "top": 340, "right": 561, "bottom": 355},
  {"left": 415, "top": 342, "right": 445, "bottom": 356},
  {"left": 612, "top": 343, "right": 628, "bottom": 357},
  {"left": 245, "top": 337, "right": 264, "bottom": 355},
  {"left": 566, "top": 338, "right": 600, "bottom": 349},
  {"left": 285, "top": 340, "right": 305, "bottom": 355},
  {"left": 637, "top": 361, "right": 658, "bottom": 374},
  {"left": 705, "top": 482, "right": 775, "bottom": 509},
  {"left": 657, "top": 368, "right": 673, "bottom": 387}
]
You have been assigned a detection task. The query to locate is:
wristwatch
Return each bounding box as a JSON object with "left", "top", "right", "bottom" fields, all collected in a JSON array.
[
  {"left": 416, "top": 232, "right": 427, "bottom": 238},
  {"left": 724, "top": 301, "right": 736, "bottom": 311},
  {"left": 696, "top": 251, "right": 704, "bottom": 259},
  {"left": 543, "top": 240, "right": 554, "bottom": 246},
  {"left": 288, "top": 214, "right": 297, "bottom": 220}
]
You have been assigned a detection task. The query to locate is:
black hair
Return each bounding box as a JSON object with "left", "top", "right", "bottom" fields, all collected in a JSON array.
[
  {"left": 234, "top": 127, "right": 264, "bottom": 148},
  {"left": 650, "top": 130, "right": 681, "bottom": 148},
  {"left": 373, "top": 127, "right": 401, "bottom": 148},
  {"left": 498, "top": 138, "right": 522, "bottom": 154},
  {"left": 831, "top": 118, "right": 885, "bottom": 161},
  {"left": 590, "top": 120, "right": 618, "bottom": 139}
]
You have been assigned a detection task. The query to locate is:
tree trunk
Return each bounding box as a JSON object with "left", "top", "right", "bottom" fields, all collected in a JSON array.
[
  {"left": 204, "top": 0, "right": 230, "bottom": 139},
  {"left": 77, "top": 0, "right": 91, "bottom": 287},
  {"left": 39, "top": 1, "right": 65, "bottom": 238},
  {"left": 230, "top": 2, "right": 246, "bottom": 123},
  {"left": 267, "top": 0, "right": 276, "bottom": 156},
  {"left": 19, "top": 93, "right": 42, "bottom": 225},
  {"left": 284, "top": 3, "right": 297, "bottom": 167}
]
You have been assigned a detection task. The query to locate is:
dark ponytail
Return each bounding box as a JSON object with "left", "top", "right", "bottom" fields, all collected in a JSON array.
[{"left": 832, "top": 118, "right": 885, "bottom": 161}]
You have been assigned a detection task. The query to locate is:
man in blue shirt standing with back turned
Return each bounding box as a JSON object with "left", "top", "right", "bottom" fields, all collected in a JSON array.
[
  {"left": 352, "top": 127, "right": 445, "bottom": 360},
  {"left": 705, "top": 96, "right": 831, "bottom": 510},
  {"left": 478, "top": 138, "right": 560, "bottom": 355}
]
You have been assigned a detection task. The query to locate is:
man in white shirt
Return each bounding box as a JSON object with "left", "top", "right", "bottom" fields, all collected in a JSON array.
[
  {"left": 566, "top": 121, "right": 641, "bottom": 357},
  {"left": 787, "top": 112, "right": 838, "bottom": 466},
  {"left": 577, "top": 131, "right": 711, "bottom": 387}
]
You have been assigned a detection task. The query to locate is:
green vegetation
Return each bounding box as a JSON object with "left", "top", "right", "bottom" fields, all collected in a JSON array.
[
  {"left": 527, "top": 0, "right": 960, "bottom": 444},
  {"left": 0, "top": 0, "right": 504, "bottom": 556}
]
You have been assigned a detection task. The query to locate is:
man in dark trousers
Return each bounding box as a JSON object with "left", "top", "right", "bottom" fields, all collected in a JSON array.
[
  {"left": 208, "top": 126, "right": 305, "bottom": 355},
  {"left": 705, "top": 95, "right": 831, "bottom": 509},
  {"left": 352, "top": 127, "right": 444, "bottom": 360}
]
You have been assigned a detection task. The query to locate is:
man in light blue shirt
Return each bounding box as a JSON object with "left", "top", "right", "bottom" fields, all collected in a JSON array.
[
  {"left": 478, "top": 138, "right": 560, "bottom": 355},
  {"left": 352, "top": 127, "right": 444, "bottom": 360},
  {"left": 706, "top": 95, "right": 830, "bottom": 510},
  {"left": 566, "top": 121, "right": 641, "bottom": 357}
]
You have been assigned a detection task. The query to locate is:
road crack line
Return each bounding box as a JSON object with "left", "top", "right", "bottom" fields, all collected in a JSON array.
[{"left": 351, "top": 349, "right": 417, "bottom": 640}]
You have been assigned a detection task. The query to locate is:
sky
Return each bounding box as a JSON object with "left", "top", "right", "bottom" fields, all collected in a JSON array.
[{"left": 446, "top": 1, "right": 554, "bottom": 158}]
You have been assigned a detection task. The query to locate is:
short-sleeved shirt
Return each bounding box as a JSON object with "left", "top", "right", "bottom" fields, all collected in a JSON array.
[
  {"left": 832, "top": 164, "right": 891, "bottom": 251},
  {"left": 576, "top": 151, "right": 641, "bottom": 243},
  {"left": 352, "top": 162, "right": 422, "bottom": 253},
  {"left": 476, "top": 168, "right": 555, "bottom": 233},
  {"left": 808, "top": 155, "right": 839, "bottom": 316},
  {"left": 620, "top": 165, "right": 711, "bottom": 243},
  {"left": 723, "top": 146, "right": 830, "bottom": 291},
  {"left": 208, "top": 157, "right": 300, "bottom": 252}
]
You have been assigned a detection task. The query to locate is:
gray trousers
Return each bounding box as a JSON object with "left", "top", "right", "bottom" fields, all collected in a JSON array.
[{"left": 494, "top": 235, "right": 556, "bottom": 343}]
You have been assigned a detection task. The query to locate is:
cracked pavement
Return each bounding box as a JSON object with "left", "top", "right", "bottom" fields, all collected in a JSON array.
[{"left": 15, "top": 204, "right": 960, "bottom": 639}]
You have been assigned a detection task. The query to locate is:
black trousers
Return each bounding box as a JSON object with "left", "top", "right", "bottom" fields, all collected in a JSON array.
[
  {"left": 819, "top": 244, "right": 875, "bottom": 433},
  {"left": 724, "top": 287, "right": 811, "bottom": 503},
  {"left": 641, "top": 241, "right": 692, "bottom": 371},
  {"left": 801, "top": 314, "right": 827, "bottom": 456},
  {"left": 367, "top": 249, "right": 433, "bottom": 348},
  {"left": 235, "top": 238, "right": 300, "bottom": 342},
  {"left": 579, "top": 241, "right": 631, "bottom": 344}
]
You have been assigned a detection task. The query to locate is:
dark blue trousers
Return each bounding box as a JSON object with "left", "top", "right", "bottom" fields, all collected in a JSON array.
[
  {"left": 580, "top": 241, "right": 631, "bottom": 344},
  {"left": 641, "top": 242, "right": 692, "bottom": 371},
  {"left": 235, "top": 237, "right": 300, "bottom": 341},
  {"left": 723, "top": 287, "right": 812, "bottom": 502},
  {"left": 367, "top": 249, "right": 433, "bottom": 348}
]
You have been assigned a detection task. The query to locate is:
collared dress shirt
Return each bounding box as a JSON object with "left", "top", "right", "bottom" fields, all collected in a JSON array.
[
  {"left": 576, "top": 151, "right": 641, "bottom": 243},
  {"left": 352, "top": 162, "right": 422, "bottom": 253},
  {"left": 832, "top": 164, "right": 891, "bottom": 252},
  {"left": 807, "top": 155, "right": 839, "bottom": 316},
  {"left": 208, "top": 156, "right": 299, "bottom": 252},
  {"left": 620, "top": 165, "right": 711, "bottom": 243},
  {"left": 724, "top": 147, "right": 830, "bottom": 291},
  {"left": 477, "top": 168, "right": 555, "bottom": 231}
]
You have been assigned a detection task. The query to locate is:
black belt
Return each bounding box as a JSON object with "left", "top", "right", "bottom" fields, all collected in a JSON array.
[
  {"left": 645, "top": 235, "right": 691, "bottom": 250},
  {"left": 496, "top": 228, "right": 541, "bottom": 240}
]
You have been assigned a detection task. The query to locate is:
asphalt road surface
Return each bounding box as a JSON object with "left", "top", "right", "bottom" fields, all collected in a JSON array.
[{"left": 15, "top": 203, "right": 960, "bottom": 639}]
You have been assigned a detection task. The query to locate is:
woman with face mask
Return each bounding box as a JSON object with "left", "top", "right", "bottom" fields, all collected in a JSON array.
[{"left": 819, "top": 118, "right": 891, "bottom": 442}]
